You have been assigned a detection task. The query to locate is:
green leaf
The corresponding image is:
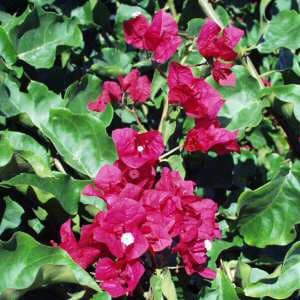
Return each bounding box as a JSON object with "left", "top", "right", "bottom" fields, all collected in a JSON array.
[
  {"left": 92, "top": 48, "right": 133, "bottom": 77},
  {"left": 238, "top": 161, "right": 300, "bottom": 247},
  {"left": 207, "top": 236, "right": 243, "bottom": 269},
  {"left": 160, "top": 269, "right": 177, "bottom": 300},
  {"left": 149, "top": 274, "right": 163, "bottom": 300},
  {"left": 0, "top": 137, "right": 13, "bottom": 167},
  {"left": 0, "top": 232, "right": 100, "bottom": 299},
  {"left": 66, "top": 74, "right": 101, "bottom": 114},
  {"left": 47, "top": 108, "right": 117, "bottom": 177},
  {"left": 258, "top": 10, "right": 300, "bottom": 53},
  {"left": 212, "top": 66, "right": 266, "bottom": 131},
  {"left": 0, "top": 131, "right": 52, "bottom": 177},
  {"left": 215, "top": 270, "right": 239, "bottom": 300},
  {"left": 166, "top": 155, "right": 185, "bottom": 178},
  {"left": 0, "top": 27, "right": 16, "bottom": 65},
  {"left": 65, "top": 75, "right": 114, "bottom": 126},
  {"left": 1, "top": 172, "right": 89, "bottom": 215},
  {"left": 265, "top": 84, "right": 300, "bottom": 121},
  {"left": 17, "top": 12, "right": 83, "bottom": 68},
  {"left": 187, "top": 18, "right": 204, "bottom": 37},
  {"left": 245, "top": 241, "right": 300, "bottom": 299},
  {"left": 0, "top": 197, "right": 24, "bottom": 235},
  {"left": 151, "top": 70, "right": 167, "bottom": 100}
]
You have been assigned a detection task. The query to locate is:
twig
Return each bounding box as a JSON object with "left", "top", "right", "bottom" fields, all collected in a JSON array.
[
  {"left": 159, "top": 145, "right": 181, "bottom": 160},
  {"left": 125, "top": 106, "right": 147, "bottom": 132},
  {"left": 158, "top": 96, "right": 169, "bottom": 133}
]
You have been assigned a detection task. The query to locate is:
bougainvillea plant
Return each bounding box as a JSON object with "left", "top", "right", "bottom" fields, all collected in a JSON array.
[{"left": 0, "top": 0, "right": 300, "bottom": 299}]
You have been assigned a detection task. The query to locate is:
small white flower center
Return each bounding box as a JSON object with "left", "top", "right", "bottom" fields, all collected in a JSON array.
[
  {"left": 137, "top": 145, "right": 144, "bottom": 153},
  {"left": 121, "top": 232, "right": 135, "bottom": 246},
  {"left": 204, "top": 240, "right": 212, "bottom": 251}
]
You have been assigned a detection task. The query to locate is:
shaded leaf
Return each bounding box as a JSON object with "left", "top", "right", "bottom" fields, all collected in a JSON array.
[
  {"left": 0, "top": 131, "right": 52, "bottom": 177},
  {"left": 17, "top": 12, "right": 83, "bottom": 68},
  {"left": 258, "top": 10, "right": 300, "bottom": 53},
  {"left": 0, "top": 232, "right": 100, "bottom": 299},
  {"left": 0, "top": 197, "right": 24, "bottom": 235},
  {"left": 1, "top": 172, "right": 89, "bottom": 215},
  {"left": 238, "top": 161, "right": 300, "bottom": 247},
  {"left": 245, "top": 241, "right": 300, "bottom": 299}
]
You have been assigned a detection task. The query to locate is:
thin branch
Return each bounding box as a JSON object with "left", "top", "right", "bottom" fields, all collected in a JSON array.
[
  {"left": 158, "top": 96, "right": 169, "bottom": 133},
  {"left": 159, "top": 145, "right": 181, "bottom": 160},
  {"left": 198, "top": 0, "right": 224, "bottom": 28},
  {"left": 125, "top": 106, "right": 147, "bottom": 132}
]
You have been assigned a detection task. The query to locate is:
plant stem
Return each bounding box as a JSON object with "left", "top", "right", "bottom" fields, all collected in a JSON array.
[
  {"left": 198, "top": 0, "right": 224, "bottom": 28},
  {"left": 159, "top": 145, "right": 181, "bottom": 160},
  {"left": 125, "top": 106, "right": 147, "bottom": 132},
  {"left": 158, "top": 96, "right": 169, "bottom": 133},
  {"left": 167, "top": 0, "right": 177, "bottom": 20}
]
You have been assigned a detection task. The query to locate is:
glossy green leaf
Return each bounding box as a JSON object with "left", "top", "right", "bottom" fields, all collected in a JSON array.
[
  {"left": 0, "top": 137, "right": 13, "bottom": 167},
  {"left": 160, "top": 269, "right": 177, "bottom": 300},
  {"left": 245, "top": 242, "right": 300, "bottom": 299},
  {"left": 258, "top": 10, "right": 300, "bottom": 53},
  {"left": 29, "top": 0, "right": 55, "bottom": 5},
  {"left": 149, "top": 274, "right": 163, "bottom": 300},
  {"left": 0, "top": 197, "right": 24, "bottom": 235},
  {"left": 1, "top": 172, "right": 89, "bottom": 215},
  {"left": 238, "top": 161, "right": 300, "bottom": 247},
  {"left": 92, "top": 48, "right": 133, "bottom": 76},
  {"left": 212, "top": 66, "right": 266, "bottom": 131},
  {"left": 66, "top": 74, "right": 101, "bottom": 114},
  {"left": 166, "top": 155, "right": 185, "bottom": 178},
  {"left": 215, "top": 270, "right": 239, "bottom": 300},
  {"left": 47, "top": 108, "right": 117, "bottom": 177},
  {"left": 65, "top": 75, "right": 114, "bottom": 126},
  {"left": 17, "top": 13, "right": 83, "bottom": 68},
  {"left": 0, "top": 232, "right": 100, "bottom": 299},
  {"left": 0, "top": 131, "right": 52, "bottom": 177},
  {"left": 0, "top": 27, "right": 16, "bottom": 64}
]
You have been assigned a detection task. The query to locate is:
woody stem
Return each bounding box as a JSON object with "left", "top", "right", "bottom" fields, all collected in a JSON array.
[
  {"left": 158, "top": 96, "right": 169, "bottom": 133},
  {"left": 159, "top": 145, "right": 181, "bottom": 160}
]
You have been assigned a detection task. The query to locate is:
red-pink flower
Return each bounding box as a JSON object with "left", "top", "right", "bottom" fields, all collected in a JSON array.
[
  {"left": 212, "top": 60, "right": 236, "bottom": 86},
  {"left": 96, "top": 257, "right": 144, "bottom": 298},
  {"left": 53, "top": 220, "right": 101, "bottom": 269},
  {"left": 197, "top": 19, "right": 244, "bottom": 61},
  {"left": 93, "top": 199, "right": 149, "bottom": 260},
  {"left": 88, "top": 69, "right": 151, "bottom": 112},
  {"left": 112, "top": 128, "right": 164, "bottom": 168},
  {"left": 168, "top": 62, "right": 224, "bottom": 119},
  {"left": 185, "top": 119, "right": 240, "bottom": 155},
  {"left": 156, "top": 167, "right": 195, "bottom": 197},
  {"left": 124, "top": 10, "right": 182, "bottom": 63},
  {"left": 173, "top": 197, "right": 221, "bottom": 279}
]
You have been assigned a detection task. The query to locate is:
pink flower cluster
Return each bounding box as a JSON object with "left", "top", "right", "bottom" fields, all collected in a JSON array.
[
  {"left": 168, "top": 61, "right": 240, "bottom": 154},
  {"left": 198, "top": 19, "right": 244, "bottom": 86},
  {"left": 123, "top": 10, "right": 182, "bottom": 63},
  {"left": 54, "top": 128, "right": 221, "bottom": 298},
  {"left": 88, "top": 69, "right": 151, "bottom": 112}
]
